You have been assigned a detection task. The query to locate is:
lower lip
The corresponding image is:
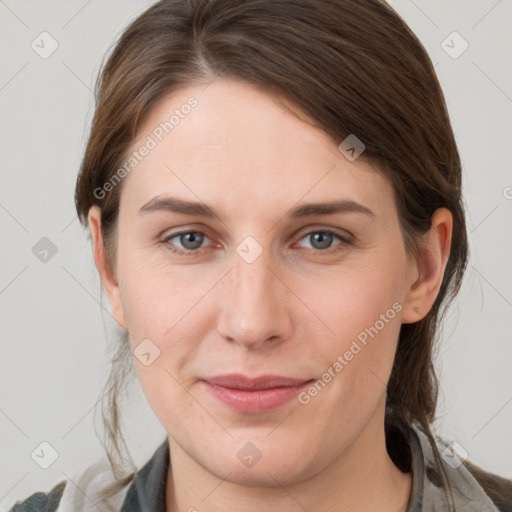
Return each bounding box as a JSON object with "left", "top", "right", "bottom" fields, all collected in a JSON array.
[{"left": 202, "top": 381, "right": 312, "bottom": 414}]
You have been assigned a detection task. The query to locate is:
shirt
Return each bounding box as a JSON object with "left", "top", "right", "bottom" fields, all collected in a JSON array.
[{"left": 8, "top": 423, "right": 510, "bottom": 511}]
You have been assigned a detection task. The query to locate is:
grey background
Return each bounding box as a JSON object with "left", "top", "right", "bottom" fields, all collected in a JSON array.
[{"left": 1, "top": 0, "right": 511, "bottom": 507}]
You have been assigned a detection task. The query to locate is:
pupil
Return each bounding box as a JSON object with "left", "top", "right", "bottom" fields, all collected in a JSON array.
[
  {"left": 313, "top": 232, "right": 332, "bottom": 249},
  {"left": 182, "top": 232, "right": 203, "bottom": 249}
]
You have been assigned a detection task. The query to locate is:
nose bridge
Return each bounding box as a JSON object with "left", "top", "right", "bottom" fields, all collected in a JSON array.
[{"left": 217, "top": 238, "right": 290, "bottom": 349}]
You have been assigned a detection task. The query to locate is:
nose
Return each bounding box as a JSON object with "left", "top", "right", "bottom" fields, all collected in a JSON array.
[{"left": 216, "top": 243, "right": 293, "bottom": 351}]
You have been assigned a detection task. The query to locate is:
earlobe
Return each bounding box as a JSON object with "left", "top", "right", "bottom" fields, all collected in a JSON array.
[
  {"left": 401, "top": 208, "right": 453, "bottom": 324},
  {"left": 87, "top": 206, "right": 127, "bottom": 330}
]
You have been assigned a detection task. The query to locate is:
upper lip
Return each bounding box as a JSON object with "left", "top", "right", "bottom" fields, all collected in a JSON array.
[{"left": 203, "top": 374, "right": 313, "bottom": 390}]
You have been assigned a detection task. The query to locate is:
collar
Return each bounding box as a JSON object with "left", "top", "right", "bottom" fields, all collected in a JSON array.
[
  {"left": 406, "top": 423, "right": 501, "bottom": 511},
  {"left": 118, "top": 423, "right": 500, "bottom": 512},
  {"left": 119, "top": 438, "right": 169, "bottom": 512}
]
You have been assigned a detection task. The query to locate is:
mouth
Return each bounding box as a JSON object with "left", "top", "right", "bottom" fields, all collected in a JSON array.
[{"left": 200, "top": 374, "right": 315, "bottom": 414}]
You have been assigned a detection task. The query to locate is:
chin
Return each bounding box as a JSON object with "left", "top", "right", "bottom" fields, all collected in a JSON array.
[
  {"left": 208, "top": 458, "right": 311, "bottom": 488},
  {"left": 195, "top": 436, "right": 321, "bottom": 488}
]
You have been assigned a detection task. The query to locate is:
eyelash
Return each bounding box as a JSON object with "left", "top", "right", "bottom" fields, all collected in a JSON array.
[{"left": 160, "top": 229, "right": 353, "bottom": 257}]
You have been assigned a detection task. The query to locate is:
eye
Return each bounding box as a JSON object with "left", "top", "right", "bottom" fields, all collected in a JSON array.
[
  {"left": 161, "top": 228, "right": 352, "bottom": 257},
  {"left": 162, "top": 230, "right": 212, "bottom": 255},
  {"left": 296, "top": 229, "right": 351, "bottom": 253}
]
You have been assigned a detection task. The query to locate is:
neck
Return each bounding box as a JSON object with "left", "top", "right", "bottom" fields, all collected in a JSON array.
[{"left": 165, "top": 408, "right": 412, "bottom": 512}]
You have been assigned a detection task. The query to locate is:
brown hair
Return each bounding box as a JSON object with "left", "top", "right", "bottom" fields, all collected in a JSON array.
[{"left": 74, "top": 0, "right": 507, "bottom": 508}]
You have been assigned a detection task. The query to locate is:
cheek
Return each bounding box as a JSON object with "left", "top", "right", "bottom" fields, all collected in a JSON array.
[
  {"left": 120, "top": 264, "right": 209, "bottom": 428},
  {"left": 304, "top": 254, "right": 405, "bottom": 342},
  {"left": 117, "top": 249, "right": 204, "bottom": 336},
  {"left": 301, "top": 251, "right": 406, "bottom": 397},
  {"left": 116, "top": 251, "right": 221, "bottom": 394}
]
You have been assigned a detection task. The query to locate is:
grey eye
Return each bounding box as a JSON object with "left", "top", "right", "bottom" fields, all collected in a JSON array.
[
  {"left": 178, "top": 232, "right": 205, "bottom": 250},
  {"left": 299, "top": 231, "right": 339, "bottom": 250}
]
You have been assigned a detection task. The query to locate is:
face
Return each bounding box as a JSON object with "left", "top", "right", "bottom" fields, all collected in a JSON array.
[{"left": 91, "top": 79, "right": 433, "bottom": 487}]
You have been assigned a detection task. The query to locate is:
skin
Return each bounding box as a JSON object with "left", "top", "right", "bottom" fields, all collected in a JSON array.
[{"left": 89, "top": 79, "right": 452, "bottom": 512}]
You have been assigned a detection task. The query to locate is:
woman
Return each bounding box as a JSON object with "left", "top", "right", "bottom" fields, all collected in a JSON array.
[{"left": 10, "top": 0, "right": 512, "bottom": 511}]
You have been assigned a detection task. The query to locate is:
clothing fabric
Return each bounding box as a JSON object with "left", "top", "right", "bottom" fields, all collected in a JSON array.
[{"left": 8, "top": 423, "right": 510, "bottom": 511}]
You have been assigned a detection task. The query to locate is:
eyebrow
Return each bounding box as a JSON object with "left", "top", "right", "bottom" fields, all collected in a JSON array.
[{"left": 139, "top": 196, "right": 375, "bottom": 219}]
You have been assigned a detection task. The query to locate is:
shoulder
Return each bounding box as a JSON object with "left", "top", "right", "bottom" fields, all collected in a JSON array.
[
  {"left": 8, "top": 480, "right": 66, "bottom": 512},
  {"left": 8, "top": 459, "right": 131, "bottom": 512},
  {"left": 410, "top": 424, "right": 512, "bottom": 512},
  {"left": 461, "top": 459, "right": 512, "bottom": 512}
]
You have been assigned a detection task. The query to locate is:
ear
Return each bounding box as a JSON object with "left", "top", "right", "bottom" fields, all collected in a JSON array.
[
  {"left": 88, "top": 206, "right": 127, "bottom": 330},
  {"left": 401, "top": 207, "right": 453, "bottom": 324}
]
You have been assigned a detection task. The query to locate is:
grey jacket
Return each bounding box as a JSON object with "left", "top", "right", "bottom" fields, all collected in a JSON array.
[{"left": 9, "top": 424, "right": 512, "bottom": 511}]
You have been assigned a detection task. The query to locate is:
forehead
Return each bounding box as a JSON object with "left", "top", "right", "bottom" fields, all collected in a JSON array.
[
  {"left": 121, "top": 80, "right": 395, "bottom": 219},
  {"left": 134, "top": 80, "right": 339, "bottom": 169}
]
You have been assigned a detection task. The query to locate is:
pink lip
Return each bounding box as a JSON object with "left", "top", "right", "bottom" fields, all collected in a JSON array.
[{"left": 201, "top": 374, "right": 313, "bottom": 414}]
